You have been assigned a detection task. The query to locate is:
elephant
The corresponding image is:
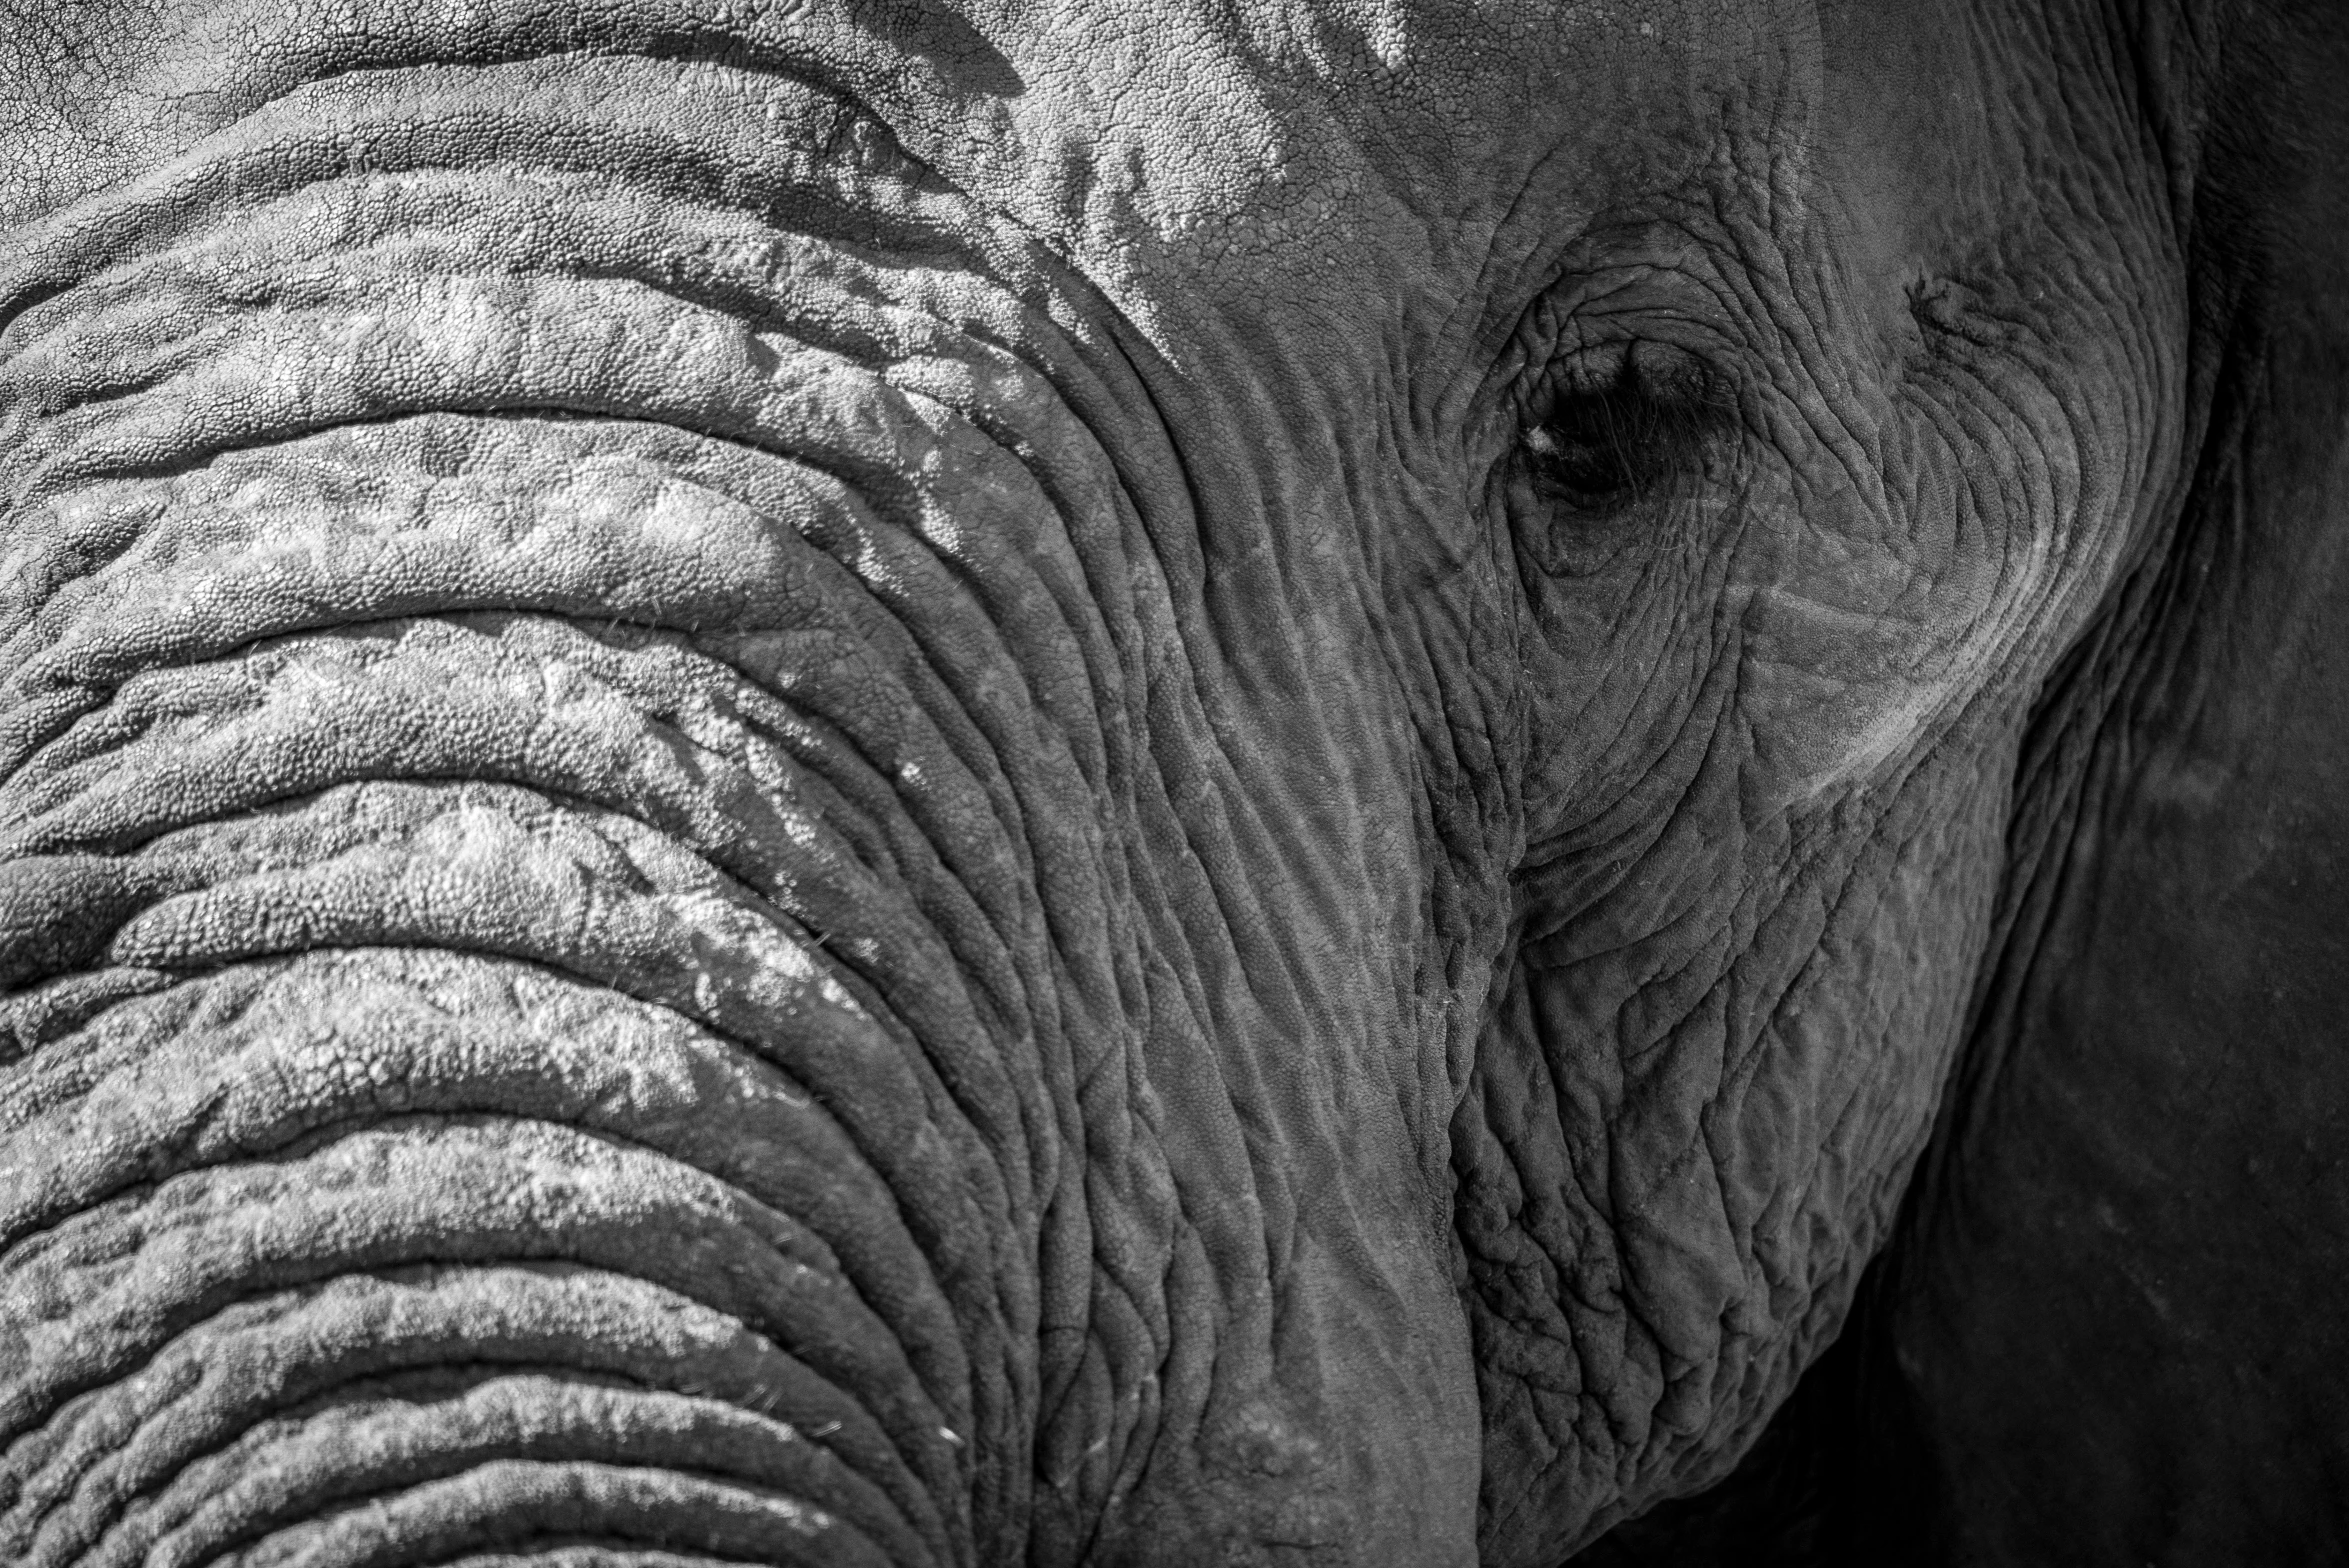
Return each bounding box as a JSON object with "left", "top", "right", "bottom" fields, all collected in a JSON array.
[{"left": 1, "top": 0, "right": 2344, "bottom": 1562}]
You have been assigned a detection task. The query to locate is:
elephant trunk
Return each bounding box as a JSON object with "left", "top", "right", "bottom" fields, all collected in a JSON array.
[{"left": 0, "top": 51, "right": 1179, "bottom": 1568}]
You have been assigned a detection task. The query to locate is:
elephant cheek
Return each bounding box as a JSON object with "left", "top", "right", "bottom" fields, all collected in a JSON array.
[{"left": 0, "top": 52, "right": 1174, "bottom": 1568}]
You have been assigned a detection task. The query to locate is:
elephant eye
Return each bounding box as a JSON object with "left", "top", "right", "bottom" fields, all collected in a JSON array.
[
  {"left": 1519, "top": 341, "right": 1723, "bottom": 516},
  {"left": 1522, "top": 392, "right": 1662, "bottom": 508}
]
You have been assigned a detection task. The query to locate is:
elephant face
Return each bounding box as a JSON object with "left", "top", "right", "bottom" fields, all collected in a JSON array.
[{"left": 0, "top": 1, "right": 2270, "bottom": 1565}]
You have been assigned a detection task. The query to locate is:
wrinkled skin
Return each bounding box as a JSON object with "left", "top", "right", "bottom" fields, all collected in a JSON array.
[{"left": 0, "top": 0, "right": 2341, "bottom": 1564}]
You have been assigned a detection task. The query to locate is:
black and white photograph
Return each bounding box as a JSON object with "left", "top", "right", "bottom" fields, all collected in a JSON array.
[{"left": 0, "top": 1, "right": 2342, "bottom": 1562}]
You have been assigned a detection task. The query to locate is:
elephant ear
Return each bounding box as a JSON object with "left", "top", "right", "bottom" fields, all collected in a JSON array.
[{"left": 1826, "top": 4, "right": 2349, "bottom": 1563}]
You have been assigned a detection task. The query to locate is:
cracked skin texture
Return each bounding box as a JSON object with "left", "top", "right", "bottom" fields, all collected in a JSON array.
[{"left": 0, "top": 0, "right": 2331, "bottom": 1564}]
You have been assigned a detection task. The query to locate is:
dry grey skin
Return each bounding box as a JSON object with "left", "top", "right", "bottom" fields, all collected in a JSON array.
[{"left": 0, "top": 1, "right": 2325, "bottom": 1565}]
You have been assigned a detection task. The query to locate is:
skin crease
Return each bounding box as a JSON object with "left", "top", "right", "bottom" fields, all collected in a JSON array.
[{"left": 0, "top": 0, "right": 2332, "bottom": 1565}]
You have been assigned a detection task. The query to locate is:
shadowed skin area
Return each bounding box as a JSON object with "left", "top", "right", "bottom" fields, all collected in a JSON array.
[{"left": 0, "top": 0, "right": 2333, "bottom": 1564}]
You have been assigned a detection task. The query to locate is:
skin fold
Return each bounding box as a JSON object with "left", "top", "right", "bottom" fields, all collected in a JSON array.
[{"left": 0, "top": 1, "right": 2339, "bottom": 1564}]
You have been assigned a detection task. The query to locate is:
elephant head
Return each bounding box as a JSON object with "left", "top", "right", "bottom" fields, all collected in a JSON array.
[{"left": 2, "top": 1, "right": 2342, "bottom": 1564}]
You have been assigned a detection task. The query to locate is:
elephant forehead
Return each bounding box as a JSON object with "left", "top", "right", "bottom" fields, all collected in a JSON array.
[
  {"left": 892, "top": 0, "right": 1830, "bottom": 331},
  {"left": 913, "top": 0, "right": 1819, "bottom": 275},
  {"left": 2, "top": 0, "right": 1820, "bottom": 326}
]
